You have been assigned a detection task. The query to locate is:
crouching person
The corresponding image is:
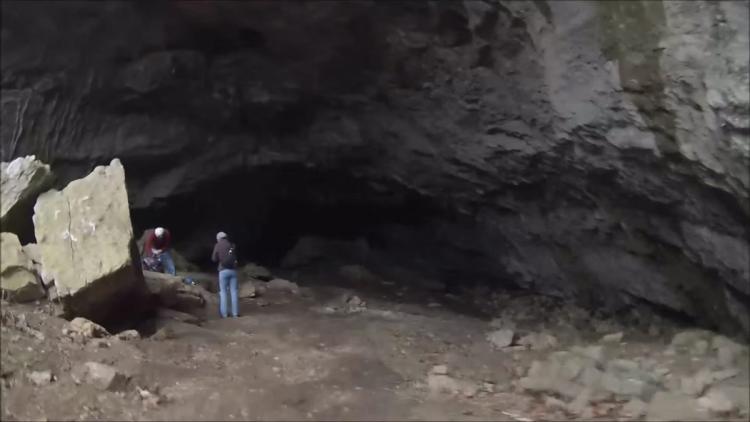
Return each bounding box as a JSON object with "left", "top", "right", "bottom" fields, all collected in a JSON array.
[{"left": 211, "top": 232, "right": 239, "bottom": 318}]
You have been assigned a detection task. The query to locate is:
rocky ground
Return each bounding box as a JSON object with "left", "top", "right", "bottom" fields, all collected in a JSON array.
[{"left": 2, "top": 267, "right": 748, "bottom": 421}]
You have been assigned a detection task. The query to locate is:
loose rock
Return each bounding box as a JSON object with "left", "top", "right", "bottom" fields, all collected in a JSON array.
[
  {"left": 0, "top": 232, "right": 45, "bottom": 302},
  {"left": 266, "top": 278, "right": 300, "bottom": 295},
  {"left": 646, "top": 391, "right": 710, "bottom": 421},
  {"left": 430, "top": 365, "right": 449, "bottom": 375},
  {"left": 116, "top": 329, "right": 140, "bottom": 341},
  {"left": 621, "top": 398, "right": 647, "bottom": 417},
  {"left": 518, "top": 332, "right": 558, "bottom": 351},
  {"left": 73, "top": 362, "right": 129, "bottom": 391},
  {"left": 487, "top": 329, "right": 514, "bottom": 349},
  {"left": 697, "top": 389, "right": 734, "bottom": 413},
  {"left": 27, "top": 370, "right": 53, "bottom": 386},
  {"left": 69, "top": 317, "right": 110, "bottom": 339}
]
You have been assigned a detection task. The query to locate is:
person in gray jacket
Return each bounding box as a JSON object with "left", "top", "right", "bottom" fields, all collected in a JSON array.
[{"left": 211, "top": 231, "right": 239, "bottom": 318}]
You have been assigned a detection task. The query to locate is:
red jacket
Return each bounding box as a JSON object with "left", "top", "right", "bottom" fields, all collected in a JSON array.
[{"left": 144, "top": 229, "right": 171, "bottom": 257}]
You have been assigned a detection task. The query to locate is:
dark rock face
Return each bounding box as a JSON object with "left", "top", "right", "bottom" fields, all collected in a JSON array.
[{"left": 2, "top": 1, "right": 748, "bottom": 335}]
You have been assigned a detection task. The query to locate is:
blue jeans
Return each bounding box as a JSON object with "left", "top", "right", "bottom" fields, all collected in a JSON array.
[
  {"left": 218, "top": 269, "right": 239, "bottom": 318},
  {"left": 159, "top": 251, "right": 176, "bottom": 276}
]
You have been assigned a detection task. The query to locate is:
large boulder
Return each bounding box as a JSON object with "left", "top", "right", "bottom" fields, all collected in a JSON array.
[
  {"left": 0, "top": 155, "right": 54, "bottom": 241},
  {"left": 32, "top": 159, "right": 149, "bottom": 324},
  {"left": 0, "top": 232, "right": 44, "bottom": 302}
]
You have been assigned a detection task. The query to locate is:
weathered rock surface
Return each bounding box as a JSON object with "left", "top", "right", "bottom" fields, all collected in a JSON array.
[
  {"left": 1, "top": 1, "right": 748, "bottom": 335},
  {"left": 0, "top": 232, "right": 44, "bottom": 302},
  {"left": 32, "top": 159, "right": 149, "bottom": 324},
  {"left": 0, "top": 156, "right": 54, "bottom": 240}
]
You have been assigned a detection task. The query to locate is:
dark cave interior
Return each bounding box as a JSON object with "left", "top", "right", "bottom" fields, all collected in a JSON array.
[{"left": 130, "top": 164, "right": 443, "bottom": 271}]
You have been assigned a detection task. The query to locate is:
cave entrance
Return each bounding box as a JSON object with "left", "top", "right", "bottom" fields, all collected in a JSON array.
[{"left": 131, "top": 164, "right": 441, "bottom": 273}]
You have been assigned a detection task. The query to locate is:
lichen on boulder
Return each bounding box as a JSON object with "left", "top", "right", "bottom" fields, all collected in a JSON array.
[{"left": 32, "top": 158, "right": 149, "bottom": 323}]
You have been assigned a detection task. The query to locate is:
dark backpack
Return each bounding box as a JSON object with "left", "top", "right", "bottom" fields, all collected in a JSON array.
[{"left": 221, "top": 245, "right": 238, "bottom": 269}]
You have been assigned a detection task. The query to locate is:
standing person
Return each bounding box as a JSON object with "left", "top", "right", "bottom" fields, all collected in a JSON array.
[
  {"left": 211, "top": 231, "right": 239, "bottom": 318},
  {"left": 143, "top": 227, "right": 176, "bottom": 276}
]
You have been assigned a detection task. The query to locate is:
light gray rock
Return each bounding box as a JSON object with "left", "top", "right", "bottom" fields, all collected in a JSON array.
[
  {"left": 646, "top": 391, "right": 710, "bottom": 421},
  {"left": 0, "top": 156, "right": 54, "bottom": 238},
  {"left": 600, "top": 332, "right": 624, "bottom": 344},
  {"left": 266, "top": 278, "right": 300, "bottom": 295},
  {"left": 73, "top": 362, "right": 128, "bottom": 391},
  {"left": 697, "top": 389, "right": 735, "bottom": 414},
  {"left": 430, "top": 365, "right": 449, "bottom": 376},
  {"left": 487, "top": 329, "right": 515, "bottom": 349},
  {"left": 621, "top": 398, "right": 647, "bottom": 418},
  {"left": 680, "top": 369, "right": 714, "bottom": 397},
  {"left": 27, "top": 370, "right": 53, "bottom": 386},
  {"left": 68, "top": 317, "right": 110, "bottom": 339},
  {"left": 518, "top": 332, "right": 558, "bottom": 351},
  {"left": 116, "top": 329, "right": 140, "bottom": 341}
]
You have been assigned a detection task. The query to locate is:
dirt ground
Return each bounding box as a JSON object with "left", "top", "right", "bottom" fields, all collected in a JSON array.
[{"left": 1, "top": 269, "right": 748, "bottom": 421}]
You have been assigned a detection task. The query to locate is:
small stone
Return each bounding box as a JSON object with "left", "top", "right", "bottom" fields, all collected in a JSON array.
[
  {"left": 571, "top": 345, "right": 605, "bottom": 364},
  {"left": 545, "top": 396, "right": 567, "bottom": 410},
  {"left": 621, "top": 398, "right": 647, "bottom": 417},
  {"left": 711, "top": 368, "right": 740, "bottom": 382},
  {"left": 430, "top": 365, "right": 449, "bottom": 375},
  {"left": 482, "top": 382, "right": 495, "bottom": 393},
  {"left": 681, "top": 369, "right": 714, "bottom": 397},
  {"left": 486, "top": 329, "right": 514, "bottom": 349},
  {"left": 518, "top": 332, "right": 558, "bottom": 351},
  {"left": 68, "top": 317, "right": 109, "bottom": 339},
  {"left": 27, "top": 370, "right": 53, "bottom": 386},
  {"left": 462, "top": 384, "right": 478, "bottom": 398},
  {"left": 600, "top": 332, "right": 624, "bottom": 343},
  {"left": 671, "top": 330, "right": 711, "bottom": 350},
  {"left": 647, "top": 391, "right": 710, "bottom": 421},
  {"left": 116, "top": 329, "right": 140, "bottom": 341},
  {"left": 567, "top": 388, "right": 592, "bottom": 416},
  {"left": 151, "top": 326, "right": 175, "bottom": 341},
  {"left": 697, "top": 389, "right": 734, "bottom": 413},
  {"left": 88, "top": 338, "right": 110, "bottom": 349},
  {"left": 426, "top": 374, "right": 460, "bottom": 395},
  {"left": 74, "top": 362, "right": 128, "bottom": 391}
]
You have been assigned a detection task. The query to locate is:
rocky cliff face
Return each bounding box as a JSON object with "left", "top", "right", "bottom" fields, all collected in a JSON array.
[{"left": 2, "top": 1, "right": 748, "bottom": 335}]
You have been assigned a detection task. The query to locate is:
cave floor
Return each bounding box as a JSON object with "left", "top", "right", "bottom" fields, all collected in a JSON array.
[{"left": 1, "top": 272, "right": 748, "bottom": 421}]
